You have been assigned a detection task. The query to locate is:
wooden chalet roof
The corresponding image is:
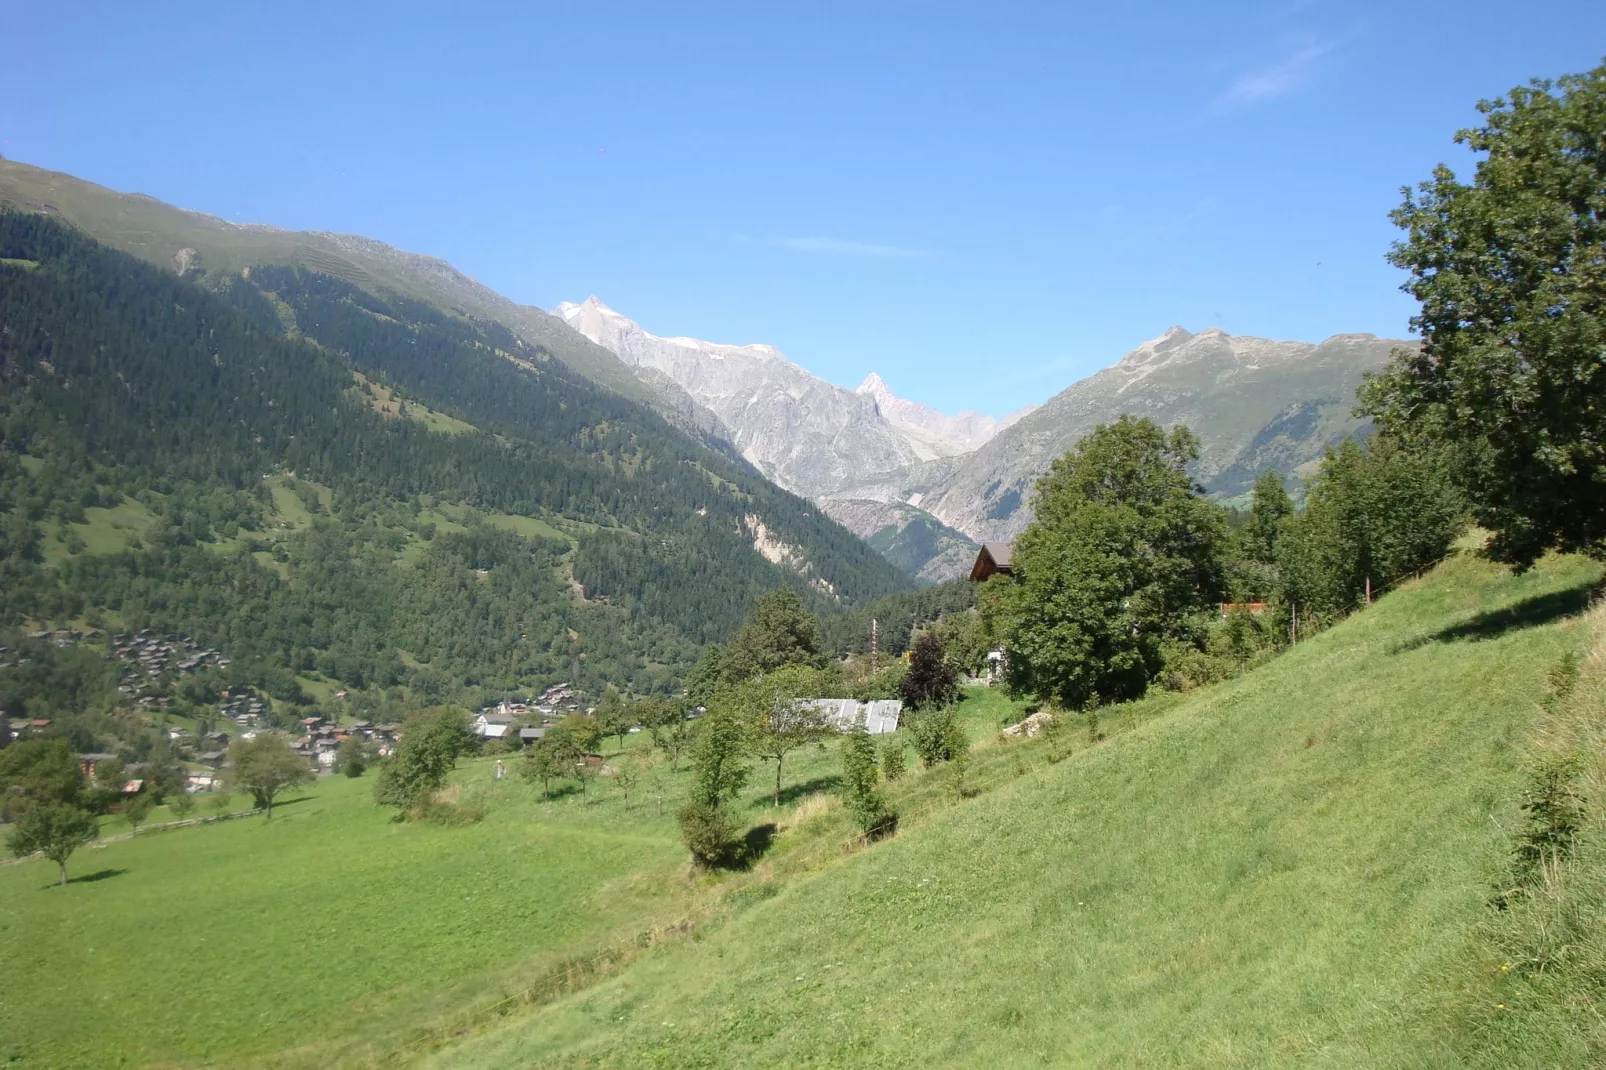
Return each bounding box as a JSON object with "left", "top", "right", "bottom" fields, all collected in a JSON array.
[{"left": 969, "top": 542, "right": 1014, "bottom": 582}]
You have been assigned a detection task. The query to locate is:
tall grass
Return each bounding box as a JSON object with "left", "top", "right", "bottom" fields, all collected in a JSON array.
[{"left": 1433, "top": 595, "right": 1606, "bottom": 1066}]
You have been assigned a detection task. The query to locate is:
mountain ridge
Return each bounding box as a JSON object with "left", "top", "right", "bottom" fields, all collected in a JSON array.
[
  {"left": 0, "top": 158, "right": 733, "bottom": 447},
  {"left": 553, "top": 296, "right": 1009, "bottom": 497},
  {"left": 871, "top": 326, "right": 1413, "bottom": 544}
]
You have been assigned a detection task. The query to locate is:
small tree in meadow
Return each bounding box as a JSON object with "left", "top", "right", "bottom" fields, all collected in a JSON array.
[
  {"left": 613, "top": 754, "right": 642, "bottom": 811},
  {"left": 123, "top": 792, "right": 154, "bottom": 833},
  {"left": 645, "top": 698, "right": 698, "bottom": 771},
  {"left": 522, "top": 727, "right": 583, "bottom": 800},
  {"left": 677, "top": 703, "right": 750, "bottom": 867},
  {"left": 879, "top": 736, "right": 906, "bottom": 782},
  {"left": 743, "top": 670, "right": 833, "bottom": 807},
  {"left": 336, "top": 736, "right": 370, "bottom": 778},
  {"left": 168, "top": 791, "right": 196, "bottom": 818},
  {"left": 226, "top": 734, "right": 312, "bottom": 819},
  {"left": 373, "top": 707, "right": 469, "bottom": 818},
  {"left": 594, "top": 686, "right": 633, "bottom": 752},
  {"left": 841, "top": 725, "right": 895, "bottom": 837},
  {"left": 6, "top": 802, "right": 99, "bottom": 886},
  {"left": 910, "top": 706, "right": 965, "bottom": 768}
]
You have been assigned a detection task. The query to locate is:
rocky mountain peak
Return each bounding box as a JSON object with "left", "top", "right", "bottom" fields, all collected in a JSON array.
[{"left": 856, "top": 371, "right": 891, "bottom": 397}]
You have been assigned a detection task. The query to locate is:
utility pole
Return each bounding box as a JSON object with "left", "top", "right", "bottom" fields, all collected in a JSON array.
[{"left": 1365, "top": 576, "right": 1372, "bottom": 605}]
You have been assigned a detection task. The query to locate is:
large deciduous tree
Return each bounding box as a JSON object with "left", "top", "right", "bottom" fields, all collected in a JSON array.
[
  {"left": 1244, "top": 470, "right": 1293, "bottom": 566},
  {"left": 1364, "top": 63, "right": 1606, "bottom": 566},
  {"left": 226, "top": 735, "right": 312, "bottom": 819},
  {"left": 1277, "top": 438, "right": 1465, "bottom": 617},
  {"left": 373, "top": 707, "right": 468, "bottom": 817},
  {"left": 992, "top": 417, "right": 1228, "bottom": 709},
  {"left": 718, "top": 588, "right": 826, "bottom": 684},
  {"left": 0, "top": 738, "right": 86, "bottom": 820},
  {"left": 899, "top": 632, "right": 959, "bottom": 711}
]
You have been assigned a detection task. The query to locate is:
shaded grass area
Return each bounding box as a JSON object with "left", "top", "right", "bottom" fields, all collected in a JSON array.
[{"left": 428, "top": 552, "right": 1603, "bottom": 1069}]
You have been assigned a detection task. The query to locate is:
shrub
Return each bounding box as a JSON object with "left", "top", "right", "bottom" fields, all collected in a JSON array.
[
  {"left": 910, "top": 706, "right": 963, "bottom": 767},
  {"left": 841, "top": 725, "right": 896, "bottom": 837},
  {"left": 1041, "top": 711, "right": 1067, "bottom": 762},
  {"left": 1512, "top": 753, "right": 1585, "bottom": 883},
  {"left": 677, "top": 802, "right": 738, "bottom": 869},
  {"left": 947, "top": 747, "right": 975, "bottom": 801},
  {"left": 880, "top": 737, "right": 906, "bottom": 782}
]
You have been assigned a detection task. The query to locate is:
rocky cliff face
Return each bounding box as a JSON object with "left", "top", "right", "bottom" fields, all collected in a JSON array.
[
  {"left": 846, "top": 327, "right": 1409, "bottom": 545},
  {"left": 557, "top": 301, "right": 1407, "bottom": 581},
  {"left": 815, "top": 498, "right": 979, "bottom": 585},
  {"left": 853, "top": 373, "right": 1034, "bottom": 458},
  {"left": 554, "top": 297, "right": 1006, "bottom": 499}
]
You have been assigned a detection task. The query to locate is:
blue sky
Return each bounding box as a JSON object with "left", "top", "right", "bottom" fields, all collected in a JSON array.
[{"left": 4, "top": 2, "right": 1602, "bottom": 417}]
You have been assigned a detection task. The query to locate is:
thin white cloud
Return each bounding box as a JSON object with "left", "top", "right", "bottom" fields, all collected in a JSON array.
[
  {"left": 778, "top": 236, "right": 927, "bottom": 258},
  {"left": 1214, "top": 38, "right": 1333, "bottom": 110}
]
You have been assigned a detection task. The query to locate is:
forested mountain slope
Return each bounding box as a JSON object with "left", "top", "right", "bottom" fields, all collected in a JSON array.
[
  {"left": 0, "top": 158, "right": 727, "bottom": 441},
  {"left": 0, "top": 211, "right": 908, "bottom": 701}
]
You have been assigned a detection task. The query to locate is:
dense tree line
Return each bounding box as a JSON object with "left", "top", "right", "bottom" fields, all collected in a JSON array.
[{"left": 987, "top": 417, "right": 1467, "bottom": 708}]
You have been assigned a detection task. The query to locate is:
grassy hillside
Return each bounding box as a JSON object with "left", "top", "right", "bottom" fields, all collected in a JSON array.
[
  {"left": 0, "top": 688, "right": 1032, "bottom": 1069},
  {"left": 427, "top": 551, "right": 1602, "bottom": 1068}
]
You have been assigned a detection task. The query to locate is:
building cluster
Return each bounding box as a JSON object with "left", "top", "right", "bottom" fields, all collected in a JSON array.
[
  {"left": 5, "top": 717, "right": 54, "bottom": 743},
  {"left": 114, "top": 630, "right": 229, "bottom": 679},
  {"left": 219, "top": 686, "right": 269, "bottom": 726},
  {"left": 293, "top": 716, "right": 397, "bottom": 768},
  {"left": 472, "top": 682, "right": 584, "bottom": 740}
]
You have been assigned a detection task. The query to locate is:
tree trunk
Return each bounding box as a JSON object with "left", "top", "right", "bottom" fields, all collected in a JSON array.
[
  {"left": 774, "top": 756, "right": 784, "bottom": 807},
  {"left": 58, "top": 860, "right": 68, "bottom": 886}
]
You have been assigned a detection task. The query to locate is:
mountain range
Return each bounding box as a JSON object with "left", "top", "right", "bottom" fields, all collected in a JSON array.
[
  {"left": 558, "top": 298, "right": 1410, "bottom": 577},
  {"left": 0, "top": 157, "right": 1410, "bottom": 586},
  {"left": 0, "top": 167, "right": 914, "bottom": 701},
  {"left": 836, "top": 326, "right": 1409, "bottom": 547},
  {"left": 553, "top": 296, "right": 1032, "bottom": 496}
]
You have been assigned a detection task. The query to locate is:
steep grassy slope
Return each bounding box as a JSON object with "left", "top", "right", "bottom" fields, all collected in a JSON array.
[{"left": 431, "top": 552, "right": 1602, "bottom": 1068}]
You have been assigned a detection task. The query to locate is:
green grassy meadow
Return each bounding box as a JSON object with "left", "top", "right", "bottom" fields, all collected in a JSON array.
[
  {"left": 0, "top": 683, "right": 1023, "bottom": 1068},
  {"left": 2, "top": 551, "right": 1599, "bottom": 1068},
  {"left": 0, "top": 768, "right": 692, "bottom": 1068},
  {"left": 427, "top": 552, "right": 1603, "bottom": 1069}
]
